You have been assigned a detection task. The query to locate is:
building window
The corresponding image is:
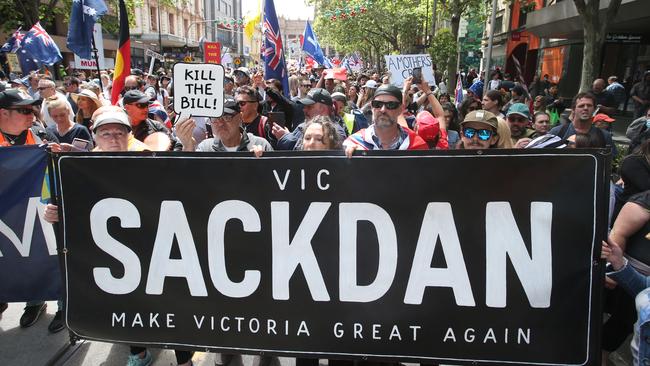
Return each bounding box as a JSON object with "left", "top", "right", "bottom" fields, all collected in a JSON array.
[
  {"left": 494, "top": 15, "right": 503, "bottom": 34},
  {"left": 169, "top": 13, "right": 175, "bottom": 34},
  {"left": 150, "top": 7, "right": 158, "bottom": 31}
]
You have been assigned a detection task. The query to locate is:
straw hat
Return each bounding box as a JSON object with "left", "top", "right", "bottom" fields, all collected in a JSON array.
[{"left": 71, "top": 89, "right": 102, "bottom": 109}]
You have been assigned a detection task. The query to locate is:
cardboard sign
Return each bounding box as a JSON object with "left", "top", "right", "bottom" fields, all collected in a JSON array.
[
  {"left": 384, "top": 54, "right": 436, "bottom": 87},
  {"left": 55, "top": 151, "right": 607, "bottom": 366},
  {"left": 204, "top": 42, "right": 221, "bottom": 64},
  {"left": 172, "top": 62, "right": 225, "bottom": 123}
]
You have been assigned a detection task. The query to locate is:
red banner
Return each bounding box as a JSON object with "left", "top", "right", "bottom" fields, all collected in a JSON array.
[{"left": 204, "top": 42, "right": 221, "bottom": 64}]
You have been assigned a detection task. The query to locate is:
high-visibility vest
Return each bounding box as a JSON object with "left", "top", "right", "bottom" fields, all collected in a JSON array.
[{"left": 0, "top": 129, "right": 38, "bottom": 147}]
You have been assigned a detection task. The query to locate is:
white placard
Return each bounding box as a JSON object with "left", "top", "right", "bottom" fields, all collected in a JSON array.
[
  {"left": 384, "top": 54, "right": 436, "bottom": 87},
  {"left": 173, "top": 62, "right": 225, "bottom": 123}
]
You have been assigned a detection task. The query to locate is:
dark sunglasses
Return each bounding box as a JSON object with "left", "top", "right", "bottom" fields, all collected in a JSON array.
[
  {"left": 237, "top": 100, "right": 257, "bottom": 107},
  {"left": 463, "top": 127, "right": 493, "bottom": 141},
  {"left": 301, "top": 84, "right": 311, "bottom": 87},
  {"left": 507, "top": 115, "right": 528, "bottom": 123},
  {"left": 130, "top": 102, "right": 149, "bottom": 109},
  {"left": 37, "top": 86, "right": 52, "bottom": 91},
  {"left": 371, "top": 100, "right": 401, "bottom": 110},
  {"left": 9, "top": 107, "right": 34, "bottom": 115}
]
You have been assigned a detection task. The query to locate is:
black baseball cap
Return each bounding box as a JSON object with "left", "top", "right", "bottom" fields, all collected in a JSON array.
[
  {"left": 123, "top": 90, "right": 150, "bottom": 104},
  {"left": 298, "top": 88, "right": 332, "bottom": 106},
  {"left": 0, "top": 89, "right": 41, "bottom": 109},
  {"left": 374, "top": 84, "right": 403, "bottom": 103}
]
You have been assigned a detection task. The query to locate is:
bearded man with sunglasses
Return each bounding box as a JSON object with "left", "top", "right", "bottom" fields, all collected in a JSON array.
[
  {"left": 344, "top": 84, "right": 427, "bottom": 156},
  {"left": 459, "top": 110, "right": 500, "bottom": 150}
]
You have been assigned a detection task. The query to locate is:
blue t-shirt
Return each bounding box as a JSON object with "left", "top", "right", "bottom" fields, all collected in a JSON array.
[{"left": 46, "top": 123, "right": 94, "bottom": 148}]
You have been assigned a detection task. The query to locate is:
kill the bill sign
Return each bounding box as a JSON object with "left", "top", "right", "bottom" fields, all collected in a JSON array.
[{"left": 54, "top": 151, "right": 608, "bottom": 365}]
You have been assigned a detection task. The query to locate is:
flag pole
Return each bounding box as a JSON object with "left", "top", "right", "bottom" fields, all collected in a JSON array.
[{"left": 91, "top": 33, "right": 103, "bottom": 93}]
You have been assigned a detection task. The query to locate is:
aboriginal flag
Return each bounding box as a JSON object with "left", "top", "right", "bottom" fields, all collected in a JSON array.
[{"left": 111, "top": 0, "right": 131, "bottom": 105}]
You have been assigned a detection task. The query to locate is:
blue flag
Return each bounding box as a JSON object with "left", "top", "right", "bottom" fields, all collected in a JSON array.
[
  {"left": 1, "top": 29, "right": 22, "bottom": 53},
  {"left": 262, "top": 0, "right": 289, "bottom": 96},
  {"left": 67, "top": 0, "right": 108, "bottom": 59},
  {"left": 302, "top": 21, "right": 332, "bottom": 68},
  {"left": 17, "top": 48, "right": 41, "bottom": 74},
  {"left": 21, "top": 22, "right": 62, "bottom": 66}
]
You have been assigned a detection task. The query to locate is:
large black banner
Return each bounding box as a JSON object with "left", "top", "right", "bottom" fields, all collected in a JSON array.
[{"left": 55, "top": 151, "right": 608, "bottom": 365}]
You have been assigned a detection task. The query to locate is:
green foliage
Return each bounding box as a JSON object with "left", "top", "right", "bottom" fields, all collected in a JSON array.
[
  {"left": 0, "top": 0, "right": 142, "bottom": 36},
  {"left": 311, "top": 0, "right": 429, "bottom": 59},
  {"left": 429, "top": 28, "right": 456, "bottom": 71}
]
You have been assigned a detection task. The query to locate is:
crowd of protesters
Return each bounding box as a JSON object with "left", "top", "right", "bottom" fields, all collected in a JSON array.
[{"left": 1, "top": 61, "right": 650, "bottom": 366}]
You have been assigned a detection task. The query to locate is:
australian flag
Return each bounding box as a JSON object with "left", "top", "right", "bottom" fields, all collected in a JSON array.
[
  {"left": 263, "top": 0, "right": 289, "bottom": 96},
  {"left": 1, "top": 28, "right": 23, "bottom": 53},
  {"left": 22, "top": 22, "right": 62, "bottom": 66},
  {"left": 302, "top": 21, "right": 332, "bottom": 68},
  {"left": 67, "top": 0, "right": 108, "bottom": 59},
  {"left": 1, "top": 29, "right": 40, "bottom": 74}
]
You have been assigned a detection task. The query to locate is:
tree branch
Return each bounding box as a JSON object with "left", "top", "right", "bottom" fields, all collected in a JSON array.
[{"left": 573, "top": 0, "right": 587, "bottom": 15}]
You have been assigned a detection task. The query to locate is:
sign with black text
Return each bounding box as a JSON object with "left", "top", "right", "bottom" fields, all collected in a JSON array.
[{"left": 56, "top": 151, "right": 607, "bottom": 365}]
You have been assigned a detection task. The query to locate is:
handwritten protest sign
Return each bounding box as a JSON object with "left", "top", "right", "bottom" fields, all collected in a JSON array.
[
  {"left": 384, "top": 54, "right": 436, "bottom": 87},
  {"left": 173, "top": 62, "right": 225, "bottom": 123}
]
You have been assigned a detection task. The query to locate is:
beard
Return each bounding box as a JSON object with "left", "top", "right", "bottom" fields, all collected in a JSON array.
[{"left": 374, "top": 114, "right": 396, "bottom": 129}]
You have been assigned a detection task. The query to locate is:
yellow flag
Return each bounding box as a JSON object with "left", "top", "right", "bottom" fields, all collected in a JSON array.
[{"left": 244, "top": 0, "right": 262, "bottom": 39}]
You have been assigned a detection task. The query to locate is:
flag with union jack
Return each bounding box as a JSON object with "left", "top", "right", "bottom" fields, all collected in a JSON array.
[
  {"left": 21, "top": 22, "right": 62, "bottom": 65},
  {"left": 263, "top": 0, "right": 289, "bottom": 96}
]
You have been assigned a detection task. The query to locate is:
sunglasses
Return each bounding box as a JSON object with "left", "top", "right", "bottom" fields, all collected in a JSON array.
[
  {"left": 301, "top": 84, "right": 311, "bottom": 87},
  {"left": 130, "top": 102, "right": 149, "bottom": 109},
  {"left": 463, "top": 127, "right": 493, "bottom": 141},
  {"left": 237, "top": 100, "right": 257, "bottom": 107},
  {"left": 371, "top": 100, "right": 401, "bottom": 110},
  {"left": 9, "top": 107, "right": 34, "bottom": 115},
  {"left": 37, "top": 86, "right": 52, "bottom": 91}
]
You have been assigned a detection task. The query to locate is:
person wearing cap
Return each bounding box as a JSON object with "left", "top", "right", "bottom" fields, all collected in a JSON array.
[
  {"left": 0, "top": 89, "right": 55, "bottom": 147},
  {"left": 356, "top": 79, "right": 377, "bottom": 110},
  {"left": 224, "top": 74, "right": 235, "bottom": 97},
  {"left": 0, "top": 89, "right": 63, "bottom": 331},
  {"left": 631, "top": 71, "right": 650, "bottom": 119},
  {"left": 458, "top": 110, "right": 499, "bottom": 150},
  {"left": 175, "top": 98, "right": 273, "bottom": 154},
  {"left": 274, "top": 88, "right": 347, "bottom": 150},
  {"left": 72, "top": 89, "right": 103, "bottom": 130},
  {"left": 549, "top": 92, "right": 617, "bottom": 155},
  {"left": 234, "top": 67, "right": 251, "bottom": 87},
  {"left": 343, "top": 84, "right": 427, "bottom": 156},
  {"left": 414, "top": 110, "right": 448, "bottom": 149},
  {"left": 333, "top": 91, "right": 368, "bottom": 135},
  {"left": 593, "top": 113, "right": 615, "bottom": 130},
  {"left": 122, "top": 89, "right": 182, "bottom": 151},
  {"left": 45, "top": 97, "right": 93, "bottom": 148},
  {"left": 506, "top": 102, "right": 537, "bottom": 146}
]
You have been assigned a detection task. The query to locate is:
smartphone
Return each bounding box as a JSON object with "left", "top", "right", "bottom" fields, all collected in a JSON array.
[
  {"left": 71, "top": 138, "right": 91, "bottom": 151},
  {"left": 268, "top": 111, "right": 286, "bottom": 128},
  {"left": 412, "top": 67, "right": 422, "bottom": 84}
]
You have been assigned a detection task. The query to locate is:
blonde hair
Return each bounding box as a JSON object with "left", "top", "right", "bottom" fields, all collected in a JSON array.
[
  {"left": 494, "top": 116, "right": 513, "bottom": 148},
  {"left": 46, "top": 95, "right": 71, "bottom": 114}
]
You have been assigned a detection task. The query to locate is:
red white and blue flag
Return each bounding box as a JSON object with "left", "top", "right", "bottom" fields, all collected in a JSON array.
[
  {"left": 22, "top": 22, "right": 62, "bottom": 65},
  {"left": 263, "top": 0, "right": 289, "bottom": 95}
]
